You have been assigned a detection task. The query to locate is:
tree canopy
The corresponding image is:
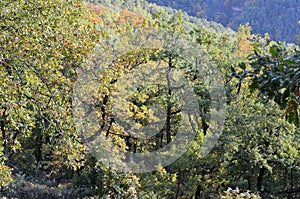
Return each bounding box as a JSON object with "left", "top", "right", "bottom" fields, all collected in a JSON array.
[
  {"left": 147, "top": 0, "right": 300, "bottom": 44},
  {"left": 0, "top": 0, "right": 299, "bottom": 198}
]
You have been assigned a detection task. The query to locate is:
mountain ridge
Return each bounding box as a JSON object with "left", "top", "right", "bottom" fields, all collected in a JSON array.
[{"left": 147, "top": 0, "right": 300, "bottom": 44}]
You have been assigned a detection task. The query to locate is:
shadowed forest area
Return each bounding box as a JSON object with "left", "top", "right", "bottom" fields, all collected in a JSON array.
[{"left": 147, "top": 0, "right": 300, "bottom": 44}]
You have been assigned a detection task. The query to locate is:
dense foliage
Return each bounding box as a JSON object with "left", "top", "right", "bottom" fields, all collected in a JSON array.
[
  {"left": 147, "top": 0, "right": 300, "bottom": 44},
  {"left": 0, "top": 0, "right": 299, "bottom": 198}
]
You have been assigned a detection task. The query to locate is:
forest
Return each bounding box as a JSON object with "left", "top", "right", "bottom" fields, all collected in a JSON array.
[
  {"left": 0, "top": 0, "right": 299, "bottom": 198},
  {"left": 147, "top": 0, "right": 300, "bottom": 44}
]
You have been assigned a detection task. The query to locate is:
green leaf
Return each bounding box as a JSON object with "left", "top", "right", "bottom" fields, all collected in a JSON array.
[
  {"left": 239, "top": 62, "right": 246, "bottom": 70},
  {"left": 270, "top": 46, "right": 279, "bottom": 57}
]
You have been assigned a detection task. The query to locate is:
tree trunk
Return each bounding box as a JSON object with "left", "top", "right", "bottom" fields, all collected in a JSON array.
[
  {"left": 257, "top": 167, "right": 266, "bottom": 193},
  {"left": 247, "top": 177, "right": 252, "bottom": 191},
  {"left": 0, "top": 108, "right": 8, "bottom": 156},
  {"left": 195, "top": 185, "right": 201, "bottom": 199},
  {"left": 288, "top": 169, "right": 294, "bottom": 199},
  {"left": 166, "top": 57, "right": 173, "bottom": 144}
]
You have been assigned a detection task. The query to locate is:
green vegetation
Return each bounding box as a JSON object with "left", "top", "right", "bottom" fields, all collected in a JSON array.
[
  {"left": 0, "top": 0, "right": 299, "bottom": 198},
  {"left": 147, "top": 0, "right": 300, "bottom": 44}
]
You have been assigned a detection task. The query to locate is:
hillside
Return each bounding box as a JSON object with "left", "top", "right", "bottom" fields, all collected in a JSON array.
[
  {"left": 0, "top": 0, "right": 299, "bottom": 198},
  {"left": 147, "top": 0, "right": 300, "bottom": 44}
]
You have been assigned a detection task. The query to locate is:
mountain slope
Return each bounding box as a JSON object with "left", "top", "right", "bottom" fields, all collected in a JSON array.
[{"left": 147, "top": 0, "right": 300, "bottom": 44}]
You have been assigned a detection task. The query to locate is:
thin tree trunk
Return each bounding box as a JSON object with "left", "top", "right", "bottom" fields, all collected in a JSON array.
[
  {"left": 257, "top": 167, "right": 266, "bottom": 193},
  {"left": 288, "top": 169, "right": 294, "bottom": 199},
  {"left": 175, "top": 172, "right": 181, "bottom": 199},
  {"left": 247, "top": 177, "right": 252, "bottom": 191},
  {"left": 166, "top": 57, "right": 172, "bottom": 144},
  {"left": 0, "top": 108, "right": 7, "bottom": 155},
  {"left": 195, "top": 185, "right": 201, "bottom": 199}
]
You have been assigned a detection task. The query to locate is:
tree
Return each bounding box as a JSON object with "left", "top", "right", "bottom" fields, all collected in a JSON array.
[
  {"left": 219, "top": 93, "right": 299, "bottom": 198},
  {"left": 234, "top": 37, "right": 300, "bottom": 126},
  {"left": 3, "top": 0, "right": 298, "bottom": 197},
  {"left": 0, "top": 0, "right": 98, "bottom": 192},
  {"left": 147, "top": 0, "right": 300, "bottom": 43}
]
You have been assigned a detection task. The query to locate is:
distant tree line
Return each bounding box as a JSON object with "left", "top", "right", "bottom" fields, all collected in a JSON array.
[{"left": 147, "top": 0, "right": 300, "bottom": 44}]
